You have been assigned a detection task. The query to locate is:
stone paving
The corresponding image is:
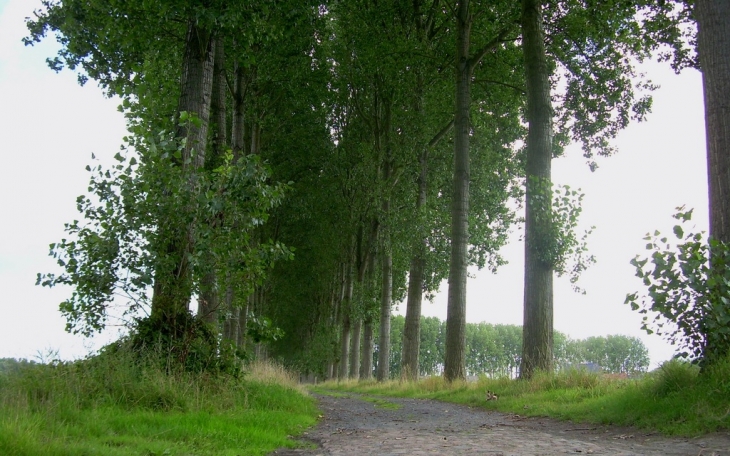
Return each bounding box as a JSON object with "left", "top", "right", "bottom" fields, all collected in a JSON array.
[{"left": 270, "top": 393, "right": 730, "bottom": 456}]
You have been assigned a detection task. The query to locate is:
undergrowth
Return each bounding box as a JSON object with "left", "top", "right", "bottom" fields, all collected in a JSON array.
[
  {"left": 314, "top": 357, "right": 730, "bottom": 436},
  {"left": 0, "top": 345, "right": 318, "bottom": 455}
]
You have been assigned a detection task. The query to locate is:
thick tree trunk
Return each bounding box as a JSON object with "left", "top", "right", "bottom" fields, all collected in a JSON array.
[
  {"left": 402, "top": 145, "right": 428, "bottom": 381},
  {"left": 444, "top": 0, "right": 472, "bottom": 382},
  {"left": 198, "top": 37, "right": 226, "bottom": 326},
  {"left": 402, "top": 119, "right": 453, "bottom": 381},
  {"left": 696, "top": 1, "right": 730, "bottom": 244},
  {"left": 696, "top": 0, "right": 730, "bottom": 364},
  {"left": 520, "top": 0, "right": 554, "bottom": 380},
  {"left": 402, "top": 237, "right": 426, "bottom": 380},
  {"left": 151, "top": 20, "right": 216, "bottom": 322}
]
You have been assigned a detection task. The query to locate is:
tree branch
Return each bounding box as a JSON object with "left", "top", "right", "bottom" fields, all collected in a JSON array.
[
  {"left": 428, "top": 118, "right": 455, "bottom": 148},
  {"left": 468, "top": 24, "right": 517, "bottom": 73},
  {"left": 473, "top": 79, "right": 526, "bottom": 95}
]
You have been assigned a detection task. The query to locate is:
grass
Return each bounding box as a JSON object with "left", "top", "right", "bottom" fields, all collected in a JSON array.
[
  {"left": 0, "top": 351, "right": 319, "bottom": 455},
  {"left": 313, "top": 358, "right": 730, "bottom": 437}
]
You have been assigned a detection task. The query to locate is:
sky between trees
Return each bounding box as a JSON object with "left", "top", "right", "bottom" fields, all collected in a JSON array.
[{"left": 0, "top": 0, "right": 708, "bottom": 368}]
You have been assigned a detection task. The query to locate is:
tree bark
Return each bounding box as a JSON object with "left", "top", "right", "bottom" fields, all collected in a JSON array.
[
  {"left": 222, "top": 284, "right": 239, "bottom": 344},
  {"left": 377, "top": 230, "right": 393, "bottom": 382},
  {"left": 696, "top": 1, "right": 730, "bottom": 244},
  {"left": 349, "top": 317, "right": 362, "bottom": 378},
  {"left": 198, "top": 36, "right": 226, "bottom": 326},
  {"left": 339, "top": 259, "right": 354, "bottom": 379},
  {"left": 444, "top": 0, "right": 472, "bottom": 382},
  {"left": 361, "top": 316, "right": 374, "bottom": 379},
  {"left": 360, "top": 251, "right": 377, "bottom": 379},
  {"left": 520, "top": 0, "right": 554, "bottom": 380},
  {"left": 151, "top": 20, "right": 216, "bottom": 323},
  {"left": 402, "top": 119, "right": 454, "bottom": 381}
]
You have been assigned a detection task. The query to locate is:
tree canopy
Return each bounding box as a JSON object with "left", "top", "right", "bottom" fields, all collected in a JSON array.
[{"left": 27, "top": 0, "right": 710, "bottom": 377}]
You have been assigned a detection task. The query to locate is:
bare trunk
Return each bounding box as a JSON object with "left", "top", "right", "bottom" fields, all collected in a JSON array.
[
  {"left": 520, "top": 0, "right": 554, "bottom": 379},
  {"left": 232, "top": 58, "right": 246, "bottom": 160},
  {"left": 151, "top": 20, "right": 216, "bottom": 322},
  {"left": 361, "top": 316, "right": 374, "bottom": 379},
  {"left": 349, "top": 318, "right": 362, "bottom": 378},
  {"left": 402, "top": 119, "right": 453, "bottom": 381},
  {"left": 696, "top": 0, "right": 730, "bottom": 363},
  {"left": 237, "top": 299, "right": 250, "bottom": 350},
  {"left": 222, "top": 285, "right": 239, "bottom": 344},
  {"left": 198, "top": 37, "right": 226, "bottom": 326},
  {"left": 360, "top": 251, "right": 377, "bottom": 379},
  {"left": 697, "top": 1, "right": 730, "bottom": 244},
  {"left": 444, "top": 0, "right": 471, "bottom": 382},
  {"left": 339, "top": 259, "right": 354, "bottom": 379},
  {"left": 402, "top": 152, "right": 427, "bottom": 381},
  {"left": 377, "top": 233, "right": 393, "bottom": 382}
]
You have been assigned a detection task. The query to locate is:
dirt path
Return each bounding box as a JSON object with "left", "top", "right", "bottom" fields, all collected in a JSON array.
[{"left": 271, "top": 392, "right": 729, "bottom": 455}]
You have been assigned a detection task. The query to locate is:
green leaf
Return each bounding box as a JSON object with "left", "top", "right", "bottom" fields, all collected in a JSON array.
[{"left": 673, "top": 225, "right": 684, "bottom": 239}]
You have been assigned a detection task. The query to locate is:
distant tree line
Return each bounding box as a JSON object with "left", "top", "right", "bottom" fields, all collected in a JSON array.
[{"left": 375, "top": 316, "right": 649, "bottom": 378}]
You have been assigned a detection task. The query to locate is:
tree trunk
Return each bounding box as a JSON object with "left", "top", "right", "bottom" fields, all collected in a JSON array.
[
  {"left": 198, "top": 37, "right": 226, "bottom": 326},
  {"left": 232, "top": 55, "right": 246, "bottom": 160},
  {"left": 696, "top": 0, "right": 730, "bottom": 364},
  {"left": 360, "top": 250, "right": 377, "bottom": 379},
  {"left": 349, "top": 317, "right": 362, "bottom": 378},
  {"left": 339, "top": 259, "right": 354, "bottom": 379},
  {"left": 222, "top": 285, "right": 239, "bottom": 344},
  {"left": 402, "top": 119, "right": 454, "bottom": 381},
  {"left": 402, "top": 250, "right": 425, "bottom": 380},
  {"left": 696, "top": 1, "right": 730, "bottom": 244},
  {"left": 151, "top": 20, "right": 216, "bottom": 323},
  {"left": 520, "top": 0, "right": 554, "bottom": 380},
  {"left": 377, "top": 232, "right": 393, "bottom": 382},
  {"left": 361, "top": 316, "right": 374, "bottom": 379},
  {"left": 444, "top": 0, "right": 472, "bottom": 382},
  {"left": 376, "top": 94, "right": 393, "bottom": 382}
]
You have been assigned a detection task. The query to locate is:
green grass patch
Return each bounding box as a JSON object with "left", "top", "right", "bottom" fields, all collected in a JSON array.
[
  {"left": 315, "top": 357, "right": 730, "bottom": 436},
  {"left": 0, "top": 353, "right": 319, "bottom": 455}
]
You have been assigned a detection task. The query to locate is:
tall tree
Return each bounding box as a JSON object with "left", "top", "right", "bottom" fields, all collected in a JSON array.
[
  {"left": 151, "top": 19, "right": 217, "bottom": 325},
  {"left": 444, "top": 0, "right": 517, "bottom": 382},
  {"left": 519, "top": 0, "right": 554, "bottom": 379}
]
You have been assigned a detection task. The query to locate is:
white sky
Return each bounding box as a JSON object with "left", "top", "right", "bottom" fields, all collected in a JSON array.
[{"left": 0, "top": 0, "right": 708, "bottom": 368}]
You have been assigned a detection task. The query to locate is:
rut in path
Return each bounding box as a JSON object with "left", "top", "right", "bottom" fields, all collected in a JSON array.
[{"left": 271, "top": 392, "right": 730, "bottom": 456}]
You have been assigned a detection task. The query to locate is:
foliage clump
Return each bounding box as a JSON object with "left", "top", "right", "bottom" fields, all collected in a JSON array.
[{"left": 626, "top": 207, "right": 730, "bottom": 366}]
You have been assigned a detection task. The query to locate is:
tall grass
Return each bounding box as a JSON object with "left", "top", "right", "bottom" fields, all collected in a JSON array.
[
  {"left": 315, "top": 357, "right": 730, "bottom": 436},
  {"left": 0, "top": 346, "right": 318, "bottom": 455}
]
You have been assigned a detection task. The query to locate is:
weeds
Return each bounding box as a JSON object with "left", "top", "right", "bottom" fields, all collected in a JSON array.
[{"left": 0, "top": 346, "right": 318, "bottom": 455}]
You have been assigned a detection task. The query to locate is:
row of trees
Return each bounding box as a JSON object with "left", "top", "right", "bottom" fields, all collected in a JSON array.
[
  {"left": 381, "top": 317, "right": 649, "bottom": 378},
  {"left": 27, "top": 0, "right": 728, "bottom": 379}
]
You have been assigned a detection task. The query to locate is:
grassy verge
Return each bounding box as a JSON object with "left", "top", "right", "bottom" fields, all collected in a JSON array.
[
  {"left": 313, "top": 358, "right": 730, "bottom": 436},
  {"left": 0, "top": 353, "right": 319, "bottom": 455}
]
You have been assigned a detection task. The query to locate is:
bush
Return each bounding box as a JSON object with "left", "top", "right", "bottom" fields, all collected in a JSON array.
[
  {"left": 626, "top": 207, "right": 730, "bottom": 366},
  {"left": 650, "top": 359, "right": 700, "bottom": 397}
]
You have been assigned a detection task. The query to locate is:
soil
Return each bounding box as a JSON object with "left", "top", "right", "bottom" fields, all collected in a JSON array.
[{"left": 270, "top": 391, "right": 730, "bottom": 456}]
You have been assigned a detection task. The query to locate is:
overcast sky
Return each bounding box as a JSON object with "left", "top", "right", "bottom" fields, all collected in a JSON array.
[{"left": 0, "top": 0, "right": 708, "bottom": 367}]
